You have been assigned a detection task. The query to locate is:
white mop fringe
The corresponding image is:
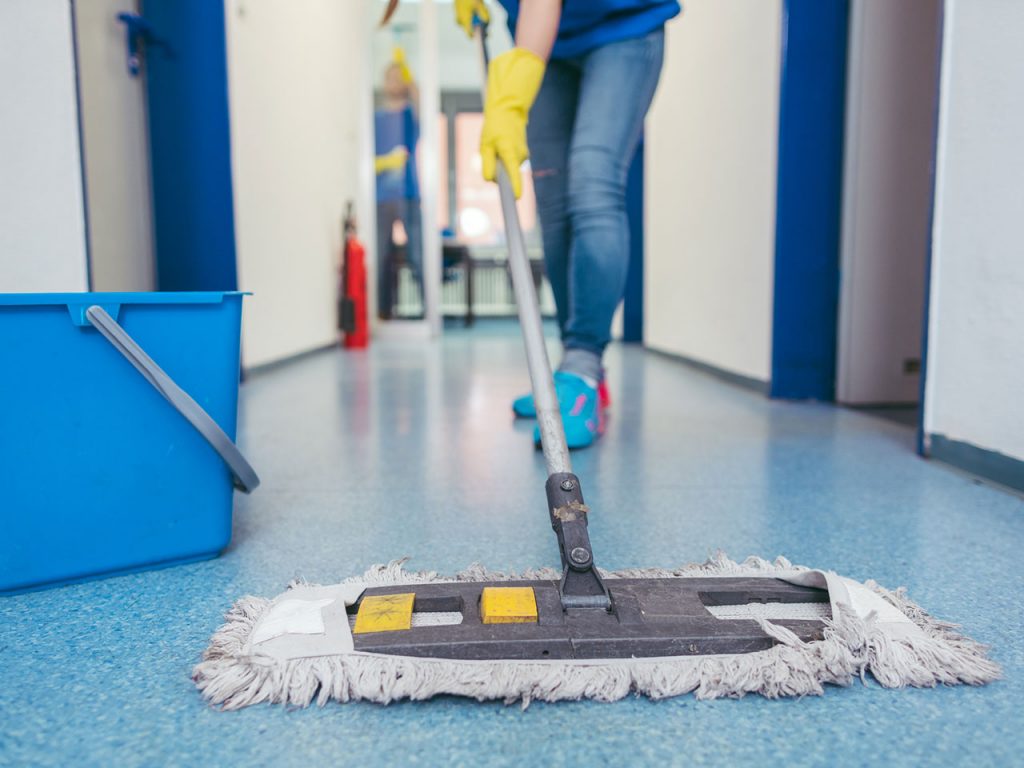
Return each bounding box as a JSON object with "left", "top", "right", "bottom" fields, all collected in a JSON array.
[{"left": 192, "top": 554, "right": 1000, "bottom": 709}]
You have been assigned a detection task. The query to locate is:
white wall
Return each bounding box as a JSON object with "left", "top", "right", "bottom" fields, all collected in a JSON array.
[
  {"left": 0, "top": 0, "right": 89, "bottom": 292},
  {"left": 226, "top": 0, "right": 370, "bottom": 367},
  {"left": 644, "top": 0, "right": 782, "bottom": 382},
  {"left": 924, "top": 0, "right": 1024, "bottom": 461},
  {"left": 837, "top": 0, "right": 940, "bottom": 404}
]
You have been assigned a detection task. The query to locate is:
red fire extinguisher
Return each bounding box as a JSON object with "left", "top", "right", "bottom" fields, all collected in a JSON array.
[{"left": 339, "top": 202, "right": 369, "bottom": 348}]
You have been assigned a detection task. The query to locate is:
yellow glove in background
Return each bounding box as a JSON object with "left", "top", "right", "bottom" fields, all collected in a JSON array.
[
  {"left": 454, "top": 0, "right": 490, "bottom": 38},
  {"left": 392, "top": 46, "right": 413, "bottom": 84},
  {"left": 375, "top": 146, "right": 409, "bottom": 175},
  {"left": 480, "top": 48, "right": 545, "bottom": 199}
]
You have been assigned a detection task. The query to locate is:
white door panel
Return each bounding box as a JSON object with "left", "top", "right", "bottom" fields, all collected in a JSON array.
[
  {"left": 837, "top": 0, "right": 941, "bottom": 404},
  {"left": 0, "top": 0, "right": 89, "bottom": 292}
]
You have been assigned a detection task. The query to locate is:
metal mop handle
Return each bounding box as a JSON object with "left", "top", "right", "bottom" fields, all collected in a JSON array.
[
  {"left": 477, "top": 27, "right": 609, "bottom": 609},
  {"left": 476, "top": 29, "right": 571, "bottom": 478}
]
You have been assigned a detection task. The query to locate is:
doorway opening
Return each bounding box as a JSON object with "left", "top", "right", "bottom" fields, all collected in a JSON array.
[{"left": 836, "top": 0, "right": 943, "bottom": 434}]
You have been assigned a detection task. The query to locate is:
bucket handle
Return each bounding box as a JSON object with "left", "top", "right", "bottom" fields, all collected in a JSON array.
[{"left": 85, "top": 305, "right": 260, "bottom": 494}]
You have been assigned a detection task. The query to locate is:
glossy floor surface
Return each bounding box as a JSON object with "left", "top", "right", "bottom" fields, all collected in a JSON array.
[{"left": 2, "top": 327, "right": 1022, "bottom": 767}]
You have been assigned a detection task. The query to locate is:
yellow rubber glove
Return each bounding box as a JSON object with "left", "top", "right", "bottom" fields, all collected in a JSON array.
[
  {"left": 454, "top": 0, "right": 490, "bottom": 38},
  {"left": 392, "top": 46, "right": 413, "bottom": 84},
  {"left": 375, "top": 146, "right": 409, "bottom": 175},
  {"left": 480, "top": 48, "right": 545, "bottom": 199}
]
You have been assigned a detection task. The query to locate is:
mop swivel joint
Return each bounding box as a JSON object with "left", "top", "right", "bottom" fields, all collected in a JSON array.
[{"left": 546, "top": 473, "right": 611, "bottom": 611}]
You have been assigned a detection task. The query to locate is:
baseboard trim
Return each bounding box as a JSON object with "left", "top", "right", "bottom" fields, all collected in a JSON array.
[
  {"left": 244, "top": 342, "right": 339, "bottom": 378},
  {"left": 927, "top": 433, "right": 1024, "bottom": 494},
  {"left": 646, "top": 348, "right": 769, "bottom": 395}
]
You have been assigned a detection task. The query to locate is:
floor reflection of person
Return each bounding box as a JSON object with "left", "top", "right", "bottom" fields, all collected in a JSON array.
[{"left": 374, "top": 47, "right": 422, "bottom": 319}]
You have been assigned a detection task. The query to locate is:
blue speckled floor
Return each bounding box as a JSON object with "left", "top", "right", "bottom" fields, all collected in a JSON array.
[{"left": 2, "top": 327, "right": 1023, "bottom": 767}]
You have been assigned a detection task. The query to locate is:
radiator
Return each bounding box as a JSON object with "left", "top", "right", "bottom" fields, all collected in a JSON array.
[{"left": 395, "top": 263, "right": 556, "bottom": 318}]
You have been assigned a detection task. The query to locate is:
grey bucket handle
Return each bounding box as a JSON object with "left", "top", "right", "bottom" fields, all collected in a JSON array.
[{"left": 86, "top": 305, "right": 260, "bottom": 494}]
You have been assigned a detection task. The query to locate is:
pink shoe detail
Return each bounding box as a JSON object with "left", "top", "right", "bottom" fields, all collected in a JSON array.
[{"left": 569, "top": 393, "right": 589, "bottom": 417}]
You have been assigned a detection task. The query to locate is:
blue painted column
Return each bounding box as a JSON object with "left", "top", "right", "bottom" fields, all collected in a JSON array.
[
  {"left": 770, "top": 0, "right": 850, "bottom": 399},
  {"left": 141, "top": 0, "right": 238, "bottom": 291},
  {"left": 623, "top": 138, "right": 645, "bottom": 343}
]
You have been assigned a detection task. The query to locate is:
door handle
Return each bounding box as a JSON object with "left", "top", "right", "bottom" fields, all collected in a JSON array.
[{"left": 116, "top": 12, "right": 168, "bottom": 77}]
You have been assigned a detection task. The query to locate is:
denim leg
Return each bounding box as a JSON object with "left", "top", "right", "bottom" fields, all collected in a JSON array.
[
  {"left": 526, "top": 60, "right": 580, "bottom": 337},
  {"left": 376, "top": 199, "right": 400, "bottom": 318},
  {"left": 564, "top": 29, "right": 665, "bottom": 355}
]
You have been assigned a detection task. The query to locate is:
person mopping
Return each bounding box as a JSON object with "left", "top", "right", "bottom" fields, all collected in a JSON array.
[
  {"left": 456, "top": 0, "right": 680, "bottom": 448},
  {"left": 374, "top": 47, "right": 423, "bottom": 319}
]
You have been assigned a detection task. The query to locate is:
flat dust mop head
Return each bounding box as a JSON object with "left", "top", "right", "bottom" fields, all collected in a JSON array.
[{"left": 193, "top": 555, "right": 999, "bottom": 708}]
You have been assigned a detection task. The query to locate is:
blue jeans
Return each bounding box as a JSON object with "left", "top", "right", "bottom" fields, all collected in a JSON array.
[{"left": 527, "top": 28, "right": 665, "bottom": 357}]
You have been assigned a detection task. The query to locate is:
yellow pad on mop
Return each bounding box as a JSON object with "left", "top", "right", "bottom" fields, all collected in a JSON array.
[{"left": 353, "top": 593, "right": 415, "bottom": 634}]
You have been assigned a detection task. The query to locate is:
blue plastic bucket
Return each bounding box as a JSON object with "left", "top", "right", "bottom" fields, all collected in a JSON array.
[{"left": 0, "top": 292, "right": 258, "bottom": 594}]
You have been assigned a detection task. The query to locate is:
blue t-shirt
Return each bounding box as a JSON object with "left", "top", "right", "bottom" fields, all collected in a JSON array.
[
  {"left": 374, "top": 104, "right": 420, "bottom": 202},
  {"left": 499, "top": 0, "right": 681, "bottom": 59}
]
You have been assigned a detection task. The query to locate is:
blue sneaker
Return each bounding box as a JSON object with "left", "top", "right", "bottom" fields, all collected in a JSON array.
[
  {"left": 532, "top": 372, "right": 604, "bottom": 450},
  {"left": 512, "top": 378, "right": 611, "bottom": 419},
  {"left": 512, "top": 390, "right": 537, "bottom": 418}
]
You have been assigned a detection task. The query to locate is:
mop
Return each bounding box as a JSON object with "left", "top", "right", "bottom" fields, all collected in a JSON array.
[{"left": 193, "top": 27, "right": 999, "bottom": 709}]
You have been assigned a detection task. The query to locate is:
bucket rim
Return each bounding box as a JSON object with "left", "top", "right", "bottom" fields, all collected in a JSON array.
[{"left": 0, "top": 291, "right": 250, "bottom": 307}]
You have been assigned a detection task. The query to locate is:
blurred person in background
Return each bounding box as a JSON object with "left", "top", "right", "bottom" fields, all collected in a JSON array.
[{"left": 374, "top": 48, "right": 423, "bottom": 319}]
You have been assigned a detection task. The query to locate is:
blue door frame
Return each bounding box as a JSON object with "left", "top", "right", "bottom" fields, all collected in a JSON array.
[
  {"left": 623, "top": 138, "right": 645, "bottom": 343},
  {"left": 770, "top": 0, "right": 850, "bottom": 400},
  {"left": 141, "top": 0, "right": 237, "bottom": 292},
  {"left": 916, "top": 2, "right": 947, "bottom": 455}
]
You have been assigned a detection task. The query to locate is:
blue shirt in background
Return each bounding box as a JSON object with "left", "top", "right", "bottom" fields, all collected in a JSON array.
[
  {"left": 498, "top": 0, "right": 680, "bottom": 59},
  {"left": 375, "top": 104, "right": 420, "bottom": 202}
]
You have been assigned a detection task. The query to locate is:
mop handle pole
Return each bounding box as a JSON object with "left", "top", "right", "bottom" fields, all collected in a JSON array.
[{"left": 477, "top": 27, "right": 571, "bottom": 478}]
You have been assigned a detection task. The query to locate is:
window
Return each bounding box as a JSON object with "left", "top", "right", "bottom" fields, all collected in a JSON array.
[{"left": 453, "top": 113, "right": 537, "bottom": 246}]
